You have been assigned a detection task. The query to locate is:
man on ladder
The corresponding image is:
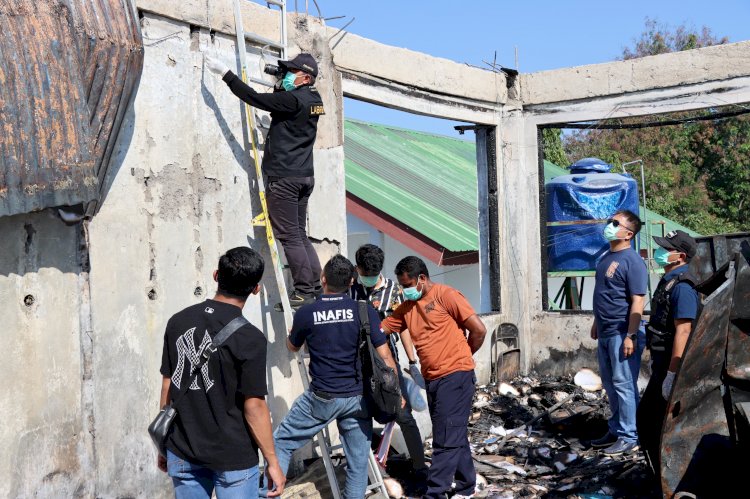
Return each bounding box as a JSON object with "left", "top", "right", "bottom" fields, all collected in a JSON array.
[
  {"left": 265, "top": 255, "right": 401, "bottom": 498},
  {"left": 206, "top": 52, "right": 324, "bottom": 311}
]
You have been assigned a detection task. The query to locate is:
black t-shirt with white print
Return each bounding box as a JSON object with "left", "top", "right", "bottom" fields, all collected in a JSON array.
[{"left": 160, "top": 299, "right": 267, "bottom": 471}]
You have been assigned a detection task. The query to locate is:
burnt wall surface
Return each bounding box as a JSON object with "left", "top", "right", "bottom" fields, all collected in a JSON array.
[
  {"left": 0, "top": 4, "right": 344, "bottom": 496},
  {"left": 0, "top": 0, "right": 143, "bottom": 217}
]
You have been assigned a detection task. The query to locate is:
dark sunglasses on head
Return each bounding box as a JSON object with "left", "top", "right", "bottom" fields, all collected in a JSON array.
[{"left": 607, "top": 218, "right": 634, "bottom": 232}]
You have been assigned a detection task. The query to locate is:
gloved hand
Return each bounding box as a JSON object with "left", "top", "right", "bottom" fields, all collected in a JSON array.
[
  {"left": 662, "top": 371, "right": 676, "bottom": 400},
  {"left": 408, "top": 363, "right": 426, "bottom": 389},
  {"left": 205, "top": 55, "right": 229, "bottom": 77}
]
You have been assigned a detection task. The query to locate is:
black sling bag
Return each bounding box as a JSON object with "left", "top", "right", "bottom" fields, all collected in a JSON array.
[{"left": 357, "top": 300, "right": 402, "bottom": 424}]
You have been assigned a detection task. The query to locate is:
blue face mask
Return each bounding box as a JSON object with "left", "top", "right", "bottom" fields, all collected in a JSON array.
[
  {"left": 358, "top": 274, "right": 379, "bottom": 288},
  {"left": 603, "top": 222, "right": 620, "bottom": 242},
  {"left": 282, "top": 71, "right": 297, "bottom": 91},
  {"left": 403, "top": 278, "right": 424, "bottom": 301},
  {"left": 654, "top": 247, "right": 674, "bottom": 267}
]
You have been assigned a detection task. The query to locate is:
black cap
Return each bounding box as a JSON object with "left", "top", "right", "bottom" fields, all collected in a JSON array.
[
  {"left": 279, "top": 53, "right": 318, "bottom": 77},
  {"left": 653, "top": 230, "right": 697, "bottom": 259}
]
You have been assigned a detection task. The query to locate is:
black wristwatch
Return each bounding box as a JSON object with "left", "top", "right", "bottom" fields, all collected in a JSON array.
[
  {"left": 409, "top": 360, "right": 418, "bottom": 365},
  {"left": 626, "top": 332, "right": 637, "bottom": 341}
]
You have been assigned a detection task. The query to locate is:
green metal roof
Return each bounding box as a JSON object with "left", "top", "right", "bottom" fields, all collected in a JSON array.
[
  {"left": 344, "top": 119, "right": 701, "bottom": 253},
  {"left": 344, "top": 119, "right": 479, "bottom": 252}
]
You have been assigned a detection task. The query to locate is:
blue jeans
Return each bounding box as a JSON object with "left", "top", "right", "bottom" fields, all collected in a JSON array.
[
  {"left": 167, "top": 450, "right": 259, "bottom": 499},
  {"left": 261, "top": 390, "right": 372, "bottom": 499},
  {"left": 597, "top": 331, "right": 645, "bottom": 444}
]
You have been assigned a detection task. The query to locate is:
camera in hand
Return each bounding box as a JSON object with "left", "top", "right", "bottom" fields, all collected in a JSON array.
[{"left": 263, "top": 64, "right": 284, "bottom": 78}]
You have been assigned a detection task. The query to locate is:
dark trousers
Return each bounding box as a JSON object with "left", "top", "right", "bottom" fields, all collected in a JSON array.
[
  {"left": 266, "top": 176, "right": 321, "bottom": 296},
  {"left": 425, "top": 370, "right": 476, "bottom": 498},
  {"left": 636, "top": 351, "right": 669, "bottom": 478},
  {"left": 396, "top": 376, "right": 427, "bottom": 471}
]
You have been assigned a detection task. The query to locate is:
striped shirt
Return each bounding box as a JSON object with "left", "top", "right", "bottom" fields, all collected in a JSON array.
[
  {"left": 350, "top": 275, "right": 404, "bottom": 320},
  {"left": 350, "top": 276, "right": 405, "bottom": 363}
]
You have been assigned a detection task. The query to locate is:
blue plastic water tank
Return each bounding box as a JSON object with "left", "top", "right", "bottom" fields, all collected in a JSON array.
[{"left": 546, "top": 158, "right": 639, "bottom": 271}]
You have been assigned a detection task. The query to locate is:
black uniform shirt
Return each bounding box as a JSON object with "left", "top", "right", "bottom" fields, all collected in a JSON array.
[{"left": 223, "top": 72, "right": 324, "bottom": 178}]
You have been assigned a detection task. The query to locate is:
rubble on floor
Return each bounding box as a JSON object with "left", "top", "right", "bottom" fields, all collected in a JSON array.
[{"left": 380, "top": 372, "right": 661, "bottom": 499}]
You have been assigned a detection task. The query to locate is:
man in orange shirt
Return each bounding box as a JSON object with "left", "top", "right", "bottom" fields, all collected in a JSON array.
[{"left": 381, "top": 256, "right": 487, "bottom": 499}]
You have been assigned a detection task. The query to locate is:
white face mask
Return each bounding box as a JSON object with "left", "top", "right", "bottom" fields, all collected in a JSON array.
[{"left": 603, "top": 222, "right": 620, "bottom": 241}]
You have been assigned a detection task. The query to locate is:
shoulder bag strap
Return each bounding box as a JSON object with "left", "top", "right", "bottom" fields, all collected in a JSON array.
[
  {"left": 170, "top": 315, "right": 250, "bottom": 407},
  {"left": 358, "top": 300, "right": 379, "bottom": 366}
]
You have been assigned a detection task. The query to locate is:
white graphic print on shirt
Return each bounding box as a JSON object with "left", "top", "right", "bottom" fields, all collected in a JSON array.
[{"left": 171, "top": 327, "right": 215, "bottom": 392}]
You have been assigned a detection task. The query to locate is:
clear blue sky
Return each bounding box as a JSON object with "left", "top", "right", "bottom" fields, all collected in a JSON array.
[{"left": 305, "top": 0, "right": 750, "bottom": 136}]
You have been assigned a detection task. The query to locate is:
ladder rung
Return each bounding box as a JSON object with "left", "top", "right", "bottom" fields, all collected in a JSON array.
[{"left": 244, "top": 31, "right": 285, "bottom": 51}]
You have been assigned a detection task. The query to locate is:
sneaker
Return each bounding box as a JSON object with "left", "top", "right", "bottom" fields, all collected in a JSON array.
[
  {"left": 602, "top": 438, "right": 639, "bottom": 456},
  {"left": 589, "top": 432, "right": 618, "bottom": 449},
  {"left": 274, "top": 291, "right": 315, "bottom": 312}
]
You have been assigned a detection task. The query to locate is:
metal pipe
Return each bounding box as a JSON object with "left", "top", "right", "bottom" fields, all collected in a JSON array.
[
  {"left": 280, "top": 0, "right": 287, "bottom": 60},
  {"left": 622, "top": 159, "right": 654, "bottom": 305},
  {"left": 622, "top": 160, "right": 648, "bottom": 252}
]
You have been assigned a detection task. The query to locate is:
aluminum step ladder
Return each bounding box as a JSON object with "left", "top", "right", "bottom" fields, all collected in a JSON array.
[{"left": 230, "top": 2, "right": 388, "bottom": 497}]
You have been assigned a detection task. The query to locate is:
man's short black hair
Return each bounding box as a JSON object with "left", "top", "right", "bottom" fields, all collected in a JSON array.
[
  {"left": 615, "top": 209, "right": 643, "bottom": 235},
  {"left": 324, "top": 254, "right": 355, "bottom": 293},
  {"left": 217, "top": 247, "right": 264, "bottom": 298},
  {"left": 355, "top": 244, "right": 385, "bottom": 276},
  {"left": 394, "top": 256, "right": 429, "bottom": 280}
]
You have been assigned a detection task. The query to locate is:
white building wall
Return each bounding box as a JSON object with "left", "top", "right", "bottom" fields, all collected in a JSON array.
[{"left": 346, "top": 214, "right": 481, "bottom": 311}]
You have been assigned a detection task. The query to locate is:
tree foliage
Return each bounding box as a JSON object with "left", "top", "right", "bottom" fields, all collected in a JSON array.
[
  {"left": 621, "top": 18, "right": 728, "bottom": 59},
  {"left": 562, "top": 19, "right": 746, "bottom": 235},
  {"left": 541, "top": 128, "right": 569, "bottom": 168}
]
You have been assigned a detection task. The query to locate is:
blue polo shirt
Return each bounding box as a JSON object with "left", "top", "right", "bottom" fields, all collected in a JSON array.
[
  {"left": 662, "top": 266, "right": 700, "bottom": 320},
  {"left": 289, "top": 293, "right": 387, "bottom": 397},
  {"left": 593, "top": 248, "right": 648, "bottom": 337}
]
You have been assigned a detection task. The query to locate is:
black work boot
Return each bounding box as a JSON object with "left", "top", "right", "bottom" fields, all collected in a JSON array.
[{"left": 274, "top": 291, "right": 315, "bottom": 312}]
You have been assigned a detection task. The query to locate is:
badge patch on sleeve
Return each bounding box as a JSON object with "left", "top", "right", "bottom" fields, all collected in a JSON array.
[{"left": 310, "top": 104, "right": 325, "bottom": 116}]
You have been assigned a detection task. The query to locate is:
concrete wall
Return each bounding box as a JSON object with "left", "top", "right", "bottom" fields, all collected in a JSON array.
[
  {"left": 1, "top": 2, "right": 344, "bottom": 496},
  {"left": 3, "top": 0, "right": 750, "bottom": 496},
  {"left": 516, "top": 42, "right": 750, "bottom": 375},
  {"left": 336, "top": 34, "right": 750, "bottom": 380},
  {"left": 0, "top": 214, "right": 91, "bottom": 498}
]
